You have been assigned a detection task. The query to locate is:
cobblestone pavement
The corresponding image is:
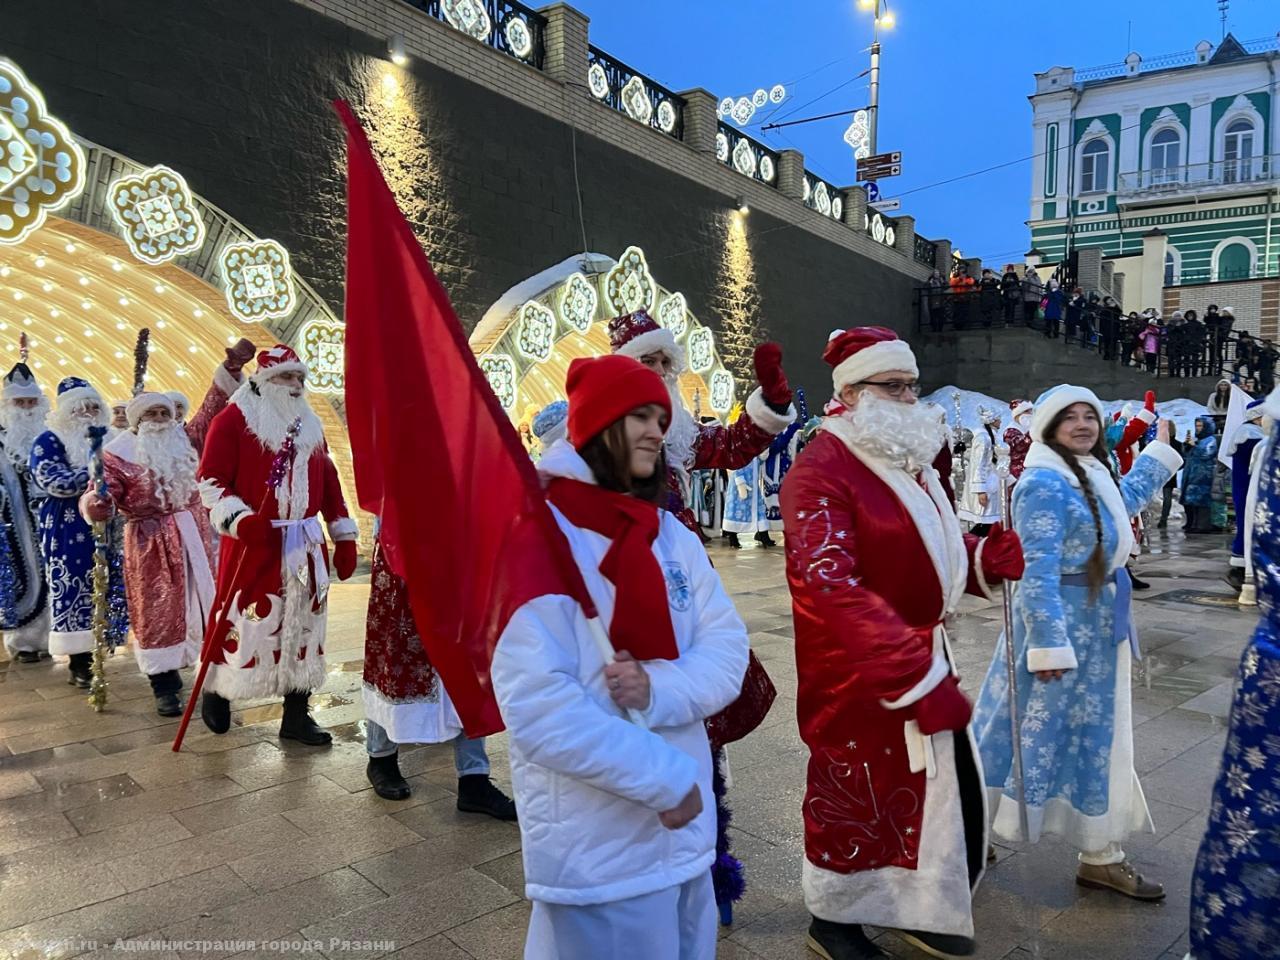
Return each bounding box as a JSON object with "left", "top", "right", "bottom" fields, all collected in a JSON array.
[{"left": 0, "top": 524, "right": 1249, "bottom": 960}]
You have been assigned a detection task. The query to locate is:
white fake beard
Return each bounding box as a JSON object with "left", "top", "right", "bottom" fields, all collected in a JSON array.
[
  {"left": 661, "top": 375, "right": 698, "bottom": 472},
  {"left": 48, "top": 403, "right": 107, "bottom": 470},
  {"left": 235, "top": 381, "right": 323, "bottom": 456},
  {"left": 841, "top": 392, "right": 948, "bottom": 473},
  {"left": 135, "top": 421, "right": 198, "bottom": 512},
  {"left": 0, "top": 399, "right": 49, "bottom": 466}
]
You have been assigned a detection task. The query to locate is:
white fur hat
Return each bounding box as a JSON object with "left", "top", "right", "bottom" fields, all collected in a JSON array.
[
  {"left": 1029, "top": 384, "right": 1105, "bottom": 444},
  {"left": 125, "top": 392, "right": 174, "bottom": 429}
]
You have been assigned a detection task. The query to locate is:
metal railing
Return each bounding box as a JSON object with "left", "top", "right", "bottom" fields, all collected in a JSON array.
[
  {"left": 802, "top": 172, "right": 843, "bottom": 220},
  {"left": 1117, "top": 154, "right": 1280, "bottom": 200},
  {"left": 401, "top": 0, "right": 547, "bottom": 69},
  {"left": 914, "top": 235, "right": 938, "bottom": 267},
  {"left": 715, "top": 123, "right": 780, "bottom": 187},
  {"left": 1075, "top": 35, "right": 1280, "bottom": 83},
  {"left": 586, "top": 46, "right": 685, "bottom": 141}
]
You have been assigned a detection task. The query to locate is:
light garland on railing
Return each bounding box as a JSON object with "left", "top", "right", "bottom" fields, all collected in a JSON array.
[{"left": 716, "top": 84, "right": 787, "bottom": 127}]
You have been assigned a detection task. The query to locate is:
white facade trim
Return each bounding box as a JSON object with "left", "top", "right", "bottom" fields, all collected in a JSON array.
[
  {"left": 1074, "top": 121, "right": 1115, "bottom": 197},
  {"left": 1210, "top": 235, "right": 1259, "bottom": 281},
  {"left": 1213, "top": 95, "right": 1266, "bottom": 165},
  {"left": 1164, "top": 244, "right": 1183, "bottom": 285},
  {"left": 1141, "top": 108, "right": 1187, "bottom": 176}
]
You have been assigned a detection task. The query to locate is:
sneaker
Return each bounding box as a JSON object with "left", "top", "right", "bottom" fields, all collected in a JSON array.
[
  {"left": 366, "top": 752, "right": 411, "bottom": 801},
  {"left": 155, "top": 693, "right": 183, "bottom": 718},
  {"left": 1076, "top": 860, "right": 1165, "bottom": 901},
  {"left": 806, "top": 918, "right": 886, "bottom": 959},
  {"left": 895, "top": 929, "right": 976, "bottom": 958},
  {"left": 456, "top": 775, "right": 517, "bottom": 821}
]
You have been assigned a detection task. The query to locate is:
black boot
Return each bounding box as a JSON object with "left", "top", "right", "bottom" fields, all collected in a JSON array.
[
  {"left": 149, "top": 669, "right": 184, "bottom": 717},
  {"left": 895, "top": 929, "right": 976, "bottom": 958},
  {"left": 366, "top": 752, "right": 411, "bottom": 800},
  {"left": 1226, "top": 567, "right": 1246, "bottom": 591},
  {"left": 806, "top": 917, "right": 886, "bottom": 959},
  {"left": 755, "top": 532, "right": 777, "bottom": 549},
  {"left": 201, "top": 691, "right": 231, "bottom": 734},
  {"left": 15, "top": 650, "right": 41, "bottom": 664},
  {"left": 1127, "top": 565, "right": 1150, "bottom": 591},
  {"left": 67, "top": 652, "right": 92, "bottom": 689},
  {"left": 279, "top": 692, "right": 331, "bottom": 746},
  {"left": 456, "top": 774, "right": 518, "bottom": 821},
  {"left": 725, "top": 532, "right": 742, "bottom": 549}
]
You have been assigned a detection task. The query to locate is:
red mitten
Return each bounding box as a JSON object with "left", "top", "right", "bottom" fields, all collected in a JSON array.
[
  {"left": 752, "top": 342, "right": 793, "bottom": 409},
  {"left": 982, "top": 522, "right": 1025, "bottom": 582},
  {"left": 1144, "top": 390, "right": 1156, "bottom": 415},
  {"left": 914, "top": 676, "right": 972, "bottom": 735},
  {"left": 224, "top": 338, "right": 256, "bottom": 376},
  {"left": 333, "top": 540, "right": 358, "bottom": 581},
  {"left": 79, "top": 491, "right": 113, "bottom": 522},
  {"left": 234, "top": 511, "right": 273, "bottom": 544}
]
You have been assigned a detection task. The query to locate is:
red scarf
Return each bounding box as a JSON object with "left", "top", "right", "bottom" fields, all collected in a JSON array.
[{"left": 546, "top": 478, "right": 679, "bottom": 662}]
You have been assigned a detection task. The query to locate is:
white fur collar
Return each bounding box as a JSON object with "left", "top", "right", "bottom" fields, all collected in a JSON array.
[
  {"left": 536, "top": 439, "right": 596, "bottom": 485},
  {"left": 1023, "top": 441, "right": 1132, "bottom": 571},
  {"left": 104, "top": 429, "right": 139, "bottom": 465}
]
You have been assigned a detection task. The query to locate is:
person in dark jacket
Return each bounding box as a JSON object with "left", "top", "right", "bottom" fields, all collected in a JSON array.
[
  {"left": 1216, "top": 307, "right": 1235, "bottom": 374},
  {"left": 1119, "top": 313, "right": 1140, "bottom": 366},
  {"left": 1259, "top": 340, "right": 1278, "bottom": 394},
  {"left": 1098, "top": 297, "right": 1120, "bottom": 360},
  {"left": 1001, "top": 265, "right": 1020, "bottom": 325},
  {"left": 1042, "top": 279, "right": 1065, "bottom": 338},
  {"left": 978, "top": 268, "right": 1001, "bottom": 328},
  {"left": 1204, "top": 305, "right": 1222, "bottom": 372},
  {"left": 1022, "top": 266, "right": 1043, "bottom": 325},
  {"left": 1065, "top": 287, "right": 1085, "bottom": 344},
  {"left": 1185, "top": 311, "right": 1207, "bottom": 378},
  {"left": 925, "top": 270, "right": 946, "bottom": 332},
  {"left": 1234, "top": 330, "right": 1256, "bottom": 384}
]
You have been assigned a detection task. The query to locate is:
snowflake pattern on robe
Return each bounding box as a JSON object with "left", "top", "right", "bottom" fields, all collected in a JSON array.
[
  {"left": 971, "top": 452, "right": 1170, "bottom": 841},
  {"left": 1189, "top": 429, "right": 1280, "bottom": 960}
]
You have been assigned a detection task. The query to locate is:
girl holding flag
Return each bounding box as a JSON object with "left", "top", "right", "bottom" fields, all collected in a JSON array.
[{"left": 490, "top": 354, "right": 749, "bottom": 959}]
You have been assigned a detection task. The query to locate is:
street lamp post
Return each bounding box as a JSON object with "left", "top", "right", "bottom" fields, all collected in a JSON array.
[{"left": 858, "top": 0, "right": 894, "bottom": 157}]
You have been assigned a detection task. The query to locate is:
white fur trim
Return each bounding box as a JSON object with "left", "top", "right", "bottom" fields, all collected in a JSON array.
[
  {"left": 831, "top": 340, "right": 919, "bottom": 394},
  {"left": 1023, "top": 442, "right": 1134, "bottom": 572},
  {"left": 613, "top": 328, "right": 686, "bottom": 373},
  {"left": 1263, "top": 385, "right": 1280, "bottom": 423},
  {"left": 48, "top": 628, "right": 95, "bottom": 656},
  {"left": 250, "top": 360, "right": 308, "bottom": 386},
  {"left": 1134, "top": 407, "right": 1156, "bottom": 426},
  {"left": 361, "top": 682, "right": 463, "bottom": 746},
  {"left": 1026, "top": 645, "right": 1079, "bottom": 673},
  {"left": 1011, "top": 401, "right": 1033, "bottom": 420},
  {"left": 132, "top": 637, "right": 200, "bottom": 675},
  {"left": 2, "top": 608, "right": 50, "bottom": 655},
  {"left": 213, "top": 365, "right": 242, "bottom": 398},
  {"left": 881, "top": 653, "right": 950, "bottom": 710},
  {"left": 209, "top": 495, "right": 252, "bottom": 536},
  {"left": 973, "top": 537, "right": 997, "bottom": 601},
  {"left": 744, "top": 386, "right": 796, "bottom": 435},
  {"left": 125, "top": 393, "right": 174, "bottom": 429},
  {"left": 1137, "top": 439, "right": 1183, "bottom": 475},
  {"left": 198, "top": 477, "right": 224, "bottom": 509},
  {"left": 55, "top": 385, "right": 103, "bottom": 413},
  {"left": 1028, "top": 385, "right": 1104, "bottom": 444},
  {"left": 328, "top": 517, "right": 358, "bottom": 542}
]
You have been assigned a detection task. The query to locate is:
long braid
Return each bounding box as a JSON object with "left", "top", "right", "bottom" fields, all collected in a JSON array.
[{"left": 1047, "top": 440, "right": 1108, "bottom": 598}]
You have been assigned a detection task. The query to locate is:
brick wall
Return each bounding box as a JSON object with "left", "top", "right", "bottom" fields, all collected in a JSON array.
[
  {"left": 3, "top": 0, "right": 931, "bottom": 396},
  {"left": 1162, "top": 279, "right": 1279, "bottom": 340}
]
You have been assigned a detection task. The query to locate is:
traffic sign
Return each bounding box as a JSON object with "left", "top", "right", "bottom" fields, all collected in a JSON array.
[
  {"left": 856, "top": 150, "right": 903, "bottom": 180},
  {"left": 869, "top": 198, "right": 901, "bottom": 212},
  {"left": 864, "top": 181, "right": 880, "bottom": 202}
]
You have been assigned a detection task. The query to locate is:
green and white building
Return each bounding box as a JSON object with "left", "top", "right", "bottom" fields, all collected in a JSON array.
[{"left": 1028, "top": 33, "right": 1280, "bottom": 317}]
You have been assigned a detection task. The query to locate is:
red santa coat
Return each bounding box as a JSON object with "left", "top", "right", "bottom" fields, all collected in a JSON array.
[
  {"left": 197, "top": 395, "right": 356, "bottom": 700},
  {"left": 781, "top": 424, "right": 993, "bottom": 935}
]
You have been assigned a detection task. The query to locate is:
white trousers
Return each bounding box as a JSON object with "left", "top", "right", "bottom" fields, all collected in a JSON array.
[{"left": 524, "top": 872, "right": 716, "bottom": 960}]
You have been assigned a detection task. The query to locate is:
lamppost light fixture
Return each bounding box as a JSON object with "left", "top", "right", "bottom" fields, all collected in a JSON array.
[
  {"left": 388, "top": 34, "right": 408, "bottom": 67},
  {"left": 736, "top": 197, "right": 750, "bottom": 215},
  {"left": 879, "top": 9, "right": 895, "bottom": 27}
]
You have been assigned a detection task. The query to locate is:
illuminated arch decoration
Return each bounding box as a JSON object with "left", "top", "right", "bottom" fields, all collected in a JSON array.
[
  {"left": 298, "top": 318, "right": 346, "bottom": 395},
  {"left": 107, "top": 165, "right": 206, "bottom": 265},
  {"left": 620, "top": 77, "right": 653, "bottom": 125},
  {"left": 605, "top": 245, "right": 656, "bottom": 315},
  {"left": 219, "top": 239, "right": 296, "bottom": 323},
  {"left": 0, "top": 58, "right": 85, "bottom": 246},
  {"left": 516, "top": 299, "right": 555, "bottom": 362},
  {"left": 469, "top": 249, "right": 737, "bottom": 424},
  {"left": 441, "top": 0, "right": 491, "bottom": 41},
  {"left": 560, "top": 271, "right": 597, "bottom": 333}
]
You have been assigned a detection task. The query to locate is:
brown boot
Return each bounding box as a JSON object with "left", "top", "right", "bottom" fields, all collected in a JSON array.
[{"left": 1076, "top": 860, "right": 1165, "bottom": 901}]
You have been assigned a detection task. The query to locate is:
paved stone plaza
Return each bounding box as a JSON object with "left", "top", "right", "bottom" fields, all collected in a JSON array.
[{"left": 0, "top": 526, "right": 1250, "bottom": 960}]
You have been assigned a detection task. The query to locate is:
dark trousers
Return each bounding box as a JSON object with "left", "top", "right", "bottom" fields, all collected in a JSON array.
[
  {"left": 1003, "top": 299, "right": 1017, "bottom": 324},
  {"left": 1160, "top": 486, "right": 1173, "bottom": 526},
  {"left": 1145, "top": 351, "right": 1158, "bottom": 374},
  {"left": 148, "top": 669, "right": 182, "bottom": 697}
]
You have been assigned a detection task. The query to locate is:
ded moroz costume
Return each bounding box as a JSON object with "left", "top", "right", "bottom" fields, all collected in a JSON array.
[{"left": 1002, "top": 399, "right": 1033, "bottom": 481}]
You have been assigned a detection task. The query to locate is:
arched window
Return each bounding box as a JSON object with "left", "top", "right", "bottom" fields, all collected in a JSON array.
[
  {"left": 1216, "top": 241, "right": 1253, "bottom": 281},
  {"left": 1223, "top": 119, "right": 1255, "bottom": 183},
  {"left": 1164, "top": 250, "right": 1177, "bottom": 286},
  {"left": 1149, "top": 128, "right": 1181, "bottom": 184},
  {"left": 1080, "top": 138, "right": 1109, "bottom": 193}
]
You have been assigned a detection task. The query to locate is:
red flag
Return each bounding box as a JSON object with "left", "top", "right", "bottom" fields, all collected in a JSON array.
[{"left": 335, "top": 100, "right": 598, "bottom": 737}]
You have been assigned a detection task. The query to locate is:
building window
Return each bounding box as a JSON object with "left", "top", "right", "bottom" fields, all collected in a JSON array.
[
  {"left": 1149, "top": 128, "right": 1181, "bottom": 184},
  {"left": 1223, "top": 119, "right": 1255, "bottom": 183},
  {"left": 1164, "top": 250, "right": 1178, "bottom": 286},
  {"left": 1080, "top": 138, "right": 1109, "bottom": 193},
  {"left": 1213, "top": 239, "right": 1254, "bottom": 281}
]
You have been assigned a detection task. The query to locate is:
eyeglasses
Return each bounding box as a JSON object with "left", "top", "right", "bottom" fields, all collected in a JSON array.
[{"left": 857, "top": 379, "right": 922, "bottom": 398}]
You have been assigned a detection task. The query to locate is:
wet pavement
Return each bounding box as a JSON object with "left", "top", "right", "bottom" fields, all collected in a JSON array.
[{"left": 0, "top": 515, "right": 1251, "bottom": 959}]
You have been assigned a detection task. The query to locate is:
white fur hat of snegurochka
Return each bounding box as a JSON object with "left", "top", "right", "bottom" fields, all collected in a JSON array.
[
  {"left": 1028, "top": 384, "right": 1105, "bottom": 444},
  {"left": 250, "top": 344, "right": 309, "bottom": 386}
]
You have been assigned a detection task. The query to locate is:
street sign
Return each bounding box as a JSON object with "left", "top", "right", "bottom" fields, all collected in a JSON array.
[
  {"left": 864, "top": 181, "right": 880, "bottom": 202},
  {"left": 856, "top": 150, "right": 903, "bottom": 180},
  {"left": 869, "top": 198, "right": 901, "bottom": 212}
]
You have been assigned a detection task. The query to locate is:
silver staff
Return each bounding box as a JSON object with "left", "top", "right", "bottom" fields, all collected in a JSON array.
[
  {"left": 994, "top": 436, "right": 1032, "bottom": 843},
  {"left": 951, "top": 391, "right": 967, "bottom": 504}
]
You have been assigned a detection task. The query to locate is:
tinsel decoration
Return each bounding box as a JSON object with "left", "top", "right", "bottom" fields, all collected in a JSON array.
[
  {"left": 18, "top": 331, "right": 29, "bottom": 364},
  {"left": 132, "top": 328, "right": 151, "bottom": 396},
  {"left": 710, "top": 746, "right": 745, "bottom": 924},
  {"left": 267, "top": 416, "right": 304, "bottom": 490},
  {"left": 86, "top": 424, "right": 111, "bottom": 711},
  {"left": 0, "top": 518, "right": 16, "bottom": 629}
]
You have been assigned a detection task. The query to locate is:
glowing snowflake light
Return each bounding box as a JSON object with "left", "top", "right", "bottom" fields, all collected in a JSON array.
[
  {"left": 108, "top": 165, "right": 206, "bottom": 265},
  {"left": 516, "top": 300, "right": 555, "bottom": 362},
  {"left": 559, "top": 272, "right": 597, "bottom": 333},
  {"left": 219, "top": 239, "right": 296, "bottom": 322}
]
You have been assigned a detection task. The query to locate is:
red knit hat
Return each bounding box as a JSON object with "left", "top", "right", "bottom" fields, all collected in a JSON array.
[{"left": 566, "top": 355, "right": 671, "bottom": 449}]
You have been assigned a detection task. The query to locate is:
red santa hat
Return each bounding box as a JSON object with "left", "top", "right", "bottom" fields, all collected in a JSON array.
[
  {"left": 608, "top": 311, "right": 686, "bottom": 373},
  {"left": 1009, "top": 398, "right": 1033, "bottom": 420},
  {"left": 250, "top": 344, "right": 308, "bottom": 386},
  {"left": 565, "top": 354, "right": 670, "bottom": 449},
  {"left": 125, "top": 392, "right": 174, "bottom": 429},
  {"left": 823, "top": 327, "right": 918, "bottom": 396}
]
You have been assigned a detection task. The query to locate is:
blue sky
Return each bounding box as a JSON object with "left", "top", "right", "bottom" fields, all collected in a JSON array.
[{"left": 571, "top": 0, "right": 1277, "bottom": 268}]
